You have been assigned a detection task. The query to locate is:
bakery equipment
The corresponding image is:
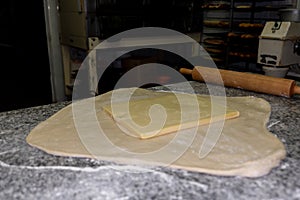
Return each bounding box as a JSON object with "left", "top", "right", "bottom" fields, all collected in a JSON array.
[
  {"left": 179, "top": 66, "right": 300, "bottom": 98},
  {"left": 257, "top": 21, "right": 300, "bottom": 77}
]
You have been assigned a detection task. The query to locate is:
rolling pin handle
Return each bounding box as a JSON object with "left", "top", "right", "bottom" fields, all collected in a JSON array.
[
  {"left": 293, "top": 85, "right": 300, "bottom": 95},
  {"left": 179, "top": 68, "right": 193, "bottom": 75}
]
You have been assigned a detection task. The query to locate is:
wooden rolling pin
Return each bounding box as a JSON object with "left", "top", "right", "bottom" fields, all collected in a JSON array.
[{"left": 180, "top": 66, "right": 300, "bottom": 98}]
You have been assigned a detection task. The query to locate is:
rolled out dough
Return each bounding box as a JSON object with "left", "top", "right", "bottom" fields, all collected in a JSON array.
[{"left": 26, "top": 88, "right": 286, "bottom": 177}]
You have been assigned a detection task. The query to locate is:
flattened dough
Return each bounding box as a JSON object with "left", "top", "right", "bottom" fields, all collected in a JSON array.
[
  {"left": 102, "top": 92, "right": 239, "bottom": 139},
  {"left": 26, "top": 88, "right": 286, "bottom": 177}
]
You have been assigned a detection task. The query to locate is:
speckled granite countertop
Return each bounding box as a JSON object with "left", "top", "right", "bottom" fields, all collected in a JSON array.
[{"left": 1, "top": 81, "right": 300, "bottom": 200}]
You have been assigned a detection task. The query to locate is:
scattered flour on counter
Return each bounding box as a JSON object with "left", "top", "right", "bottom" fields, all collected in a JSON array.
[
  {"left": 0, "top": 159, "right": 154, "bottom": 173},
  {"left": 0, "top": 148, "right": 19, "bottom": 155},
  {"left": 0, "top": 130, "right": 14, "bottom": 135},
  {"left": 267, "top": 121, "right": 281, "bottom": 129},
  {"left": 0, "top": 158, "right": 209, "bottom": 192},
  {"left": 0, "top": 159, "right": 170, "bottom": 182},
  {"left": 280, "top": 162, "right": 289, "bottom": 170},
  {"left": 184, "top": 179, "right": 208, "bottom": 192}
]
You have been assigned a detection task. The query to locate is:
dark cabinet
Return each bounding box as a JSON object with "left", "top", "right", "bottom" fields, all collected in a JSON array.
[{"left": 0, "top": 1, "right": 52, "bottom": 112}]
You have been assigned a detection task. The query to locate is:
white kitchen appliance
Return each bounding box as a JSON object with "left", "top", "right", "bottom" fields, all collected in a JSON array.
[{"left": 257, "top": 21, "right": 300, "bottom": 77}]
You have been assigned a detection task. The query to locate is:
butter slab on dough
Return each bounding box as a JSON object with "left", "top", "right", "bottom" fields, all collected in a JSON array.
[{"left": 102, "top": 92, "right": 239, "bottom": 139}]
